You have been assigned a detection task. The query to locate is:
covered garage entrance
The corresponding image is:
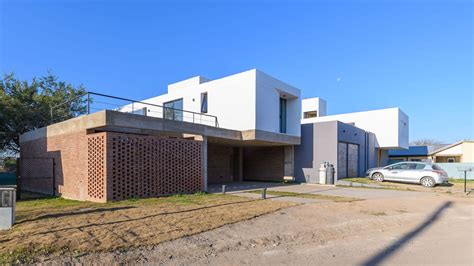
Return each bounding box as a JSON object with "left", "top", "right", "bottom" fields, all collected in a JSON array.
[{"left": 207, "top": 143, "right": 288, "bottom": 185}]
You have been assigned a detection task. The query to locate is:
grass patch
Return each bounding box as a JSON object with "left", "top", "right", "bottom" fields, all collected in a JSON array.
[
  {"left": 448, "top": 178, "right": 474, "bottom": 183},
  {"left": 246, "top": 190, "right": 362, "bottom": 202},
  {"left": 1, "top": 193, "right": 296, "bottom": 264}
]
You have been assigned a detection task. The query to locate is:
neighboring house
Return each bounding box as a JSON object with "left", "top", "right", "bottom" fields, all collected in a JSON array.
[
  {"left": 430, "top": 140, "right": 474, "bottom": 163},
  {"left": 18, "top": 69, "right": 408, "bottom": 202},
  {"left": 295, "top": 102, "right": 409, "bottom": 182},
  {"left": 388, "top": 140, "right": 474, "bottom": 164}
]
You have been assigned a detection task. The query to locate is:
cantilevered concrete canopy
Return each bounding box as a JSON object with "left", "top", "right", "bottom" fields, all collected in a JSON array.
[{"left": 20, "top": 110, "right": 300, "bottom": 146}]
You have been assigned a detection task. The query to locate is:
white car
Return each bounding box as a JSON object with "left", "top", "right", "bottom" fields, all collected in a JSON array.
[{"left": 366, "top": 162, "right": 448, "bottom": 187}]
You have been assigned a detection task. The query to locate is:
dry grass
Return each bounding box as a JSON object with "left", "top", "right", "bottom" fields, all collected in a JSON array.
[
  {"left": 0, "top": 193, "right": 296, "bottom": 263},
  {"left": 246, "top": 190, "right": 362, "bottom": 202}
]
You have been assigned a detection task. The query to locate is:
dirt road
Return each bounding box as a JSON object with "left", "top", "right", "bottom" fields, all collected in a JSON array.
[{"left": 55, "top": 188, "right": 473, "bottom": 265}]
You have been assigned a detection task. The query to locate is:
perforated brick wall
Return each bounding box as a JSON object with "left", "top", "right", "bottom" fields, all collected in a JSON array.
[
  {"left": 87, "top": 134, "right": 106, "bottom": 201},
  {"left": 86, "top": 132, "right": 203, "bottom": 201}
]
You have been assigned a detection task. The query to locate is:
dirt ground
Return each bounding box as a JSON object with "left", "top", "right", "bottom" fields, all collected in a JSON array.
[
  {"left": 49, "top": 189, "right": 473, "bottom": 265},
  {"left": 0, "top": 194, "right": 295, "bottom": 263}
]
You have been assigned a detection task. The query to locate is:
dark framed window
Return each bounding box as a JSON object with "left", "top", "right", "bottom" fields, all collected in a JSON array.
[
  {"left": 279, "top": 98, "right": 287, "bottom": 133},
  {"left": 163, "top": 98, "right": 183, "bottom": 121},
  {"left": 201, "top": 92, "right": 208, "bottom": 113}
]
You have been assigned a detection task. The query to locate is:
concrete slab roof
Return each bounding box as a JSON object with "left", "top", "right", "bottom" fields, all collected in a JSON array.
[{"left": 20, "top": 110, "right": 300, "bottom": 146}]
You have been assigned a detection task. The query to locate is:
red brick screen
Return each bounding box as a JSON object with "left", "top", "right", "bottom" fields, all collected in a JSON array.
[
  {"left": 87, "top": 134, "right": 106, "bottom": 200},
  {"left": 87, "top": 132, "right": 203, "bottom": 201}
]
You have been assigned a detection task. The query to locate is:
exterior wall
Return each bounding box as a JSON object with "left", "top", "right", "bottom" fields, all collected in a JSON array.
[
  {"left": 302, "top": 97, "right": 327, "bottom": 117},
  {"left": 207, "top": 145, "right": 234, "bottom": 184},
  {"left": 255, "top": 70, "right": 301, "bottom": 136},
  {"left": 99, "top": 132, "right": 203, "bottom": 202},
  {"left": 302, "top": 107, "right": 409, "bottom": 149},
  {"left": 295, "top": 121, "right": 376, "bottom": 183},
  {"left": 131, "top": 70, "right": 257, "bottom": 129},
  {"left": 20, "top": 130, "right": 91, "bottom": 201},
  {"left": 20, "top": 131, "right": 204, "bottom": 202},
  {"left": 243, "top": 146, "right": 284, "bottom": 182},
  {"left": 435, "top": 156, "right": 461, "bottom": 163},
  {"left": 294, "top": 124, "right": 315, "bottom": 182},
  {"left": 462, "top": 142, "right": 474, "bottom": 162},
  {"left": 435, "top": 144, "right": 463, "bottom": 156},
  {"left": 130, "top": 69, "right": 301, "bottom": 136}
]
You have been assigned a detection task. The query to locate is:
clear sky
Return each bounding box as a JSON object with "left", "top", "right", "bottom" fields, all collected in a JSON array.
[{"left": 1, "top": 0, "right": 472, "bottom": 143}]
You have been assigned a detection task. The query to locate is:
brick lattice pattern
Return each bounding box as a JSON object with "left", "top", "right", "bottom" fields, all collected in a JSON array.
[
  {"left": 87, "top": 132, "right": 203, "bottom": 201},
  {"left": 87, "top": 134, "right": 106, "bottom": 200}
]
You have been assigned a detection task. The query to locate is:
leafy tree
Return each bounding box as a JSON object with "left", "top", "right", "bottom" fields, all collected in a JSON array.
[{"left": 0, "top": 72, "right": 87, "bottom": 154}]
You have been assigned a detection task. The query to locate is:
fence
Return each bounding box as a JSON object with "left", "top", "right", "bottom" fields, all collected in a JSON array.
[
  {"left": 18, "top": 157, "right": 55, "bottom": 198},
  {"left": 437, "top": 163, "right": 474, "bottom": 180},
  {"left": 50, "top": 91, "right": 219, "bottom": 127}
]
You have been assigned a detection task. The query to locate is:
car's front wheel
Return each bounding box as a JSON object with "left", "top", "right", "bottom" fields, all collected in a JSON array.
[
  {"left": 420, "top": 176, "right": 436, "bottom": 187},
  {"left": 372, "top": 172, "right": 384, "bottom": 182}
]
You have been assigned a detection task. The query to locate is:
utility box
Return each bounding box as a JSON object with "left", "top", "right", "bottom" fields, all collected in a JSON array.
[{"left": 0, "top": 187, "right": 16, "bottom": 230}]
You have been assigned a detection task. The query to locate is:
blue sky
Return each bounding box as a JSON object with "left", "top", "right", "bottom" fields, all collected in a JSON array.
[{"left": 1, "top": 0, "right": 472, "bottom": 143}]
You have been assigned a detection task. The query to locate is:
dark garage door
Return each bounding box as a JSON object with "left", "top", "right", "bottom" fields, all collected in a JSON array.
[{"left": 338, "top": 142, "right": 359, "bottom": 179}]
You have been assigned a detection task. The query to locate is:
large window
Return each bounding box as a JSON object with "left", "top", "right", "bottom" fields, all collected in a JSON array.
[
  {"left": 163, "top": 98, "right": 183, "bottom": 121},
  {"left": 201, "top": 92, "right": 208, "bottom": 113},
  {"left": 279, "top": 98, "right": 287, "bottom": 133}
]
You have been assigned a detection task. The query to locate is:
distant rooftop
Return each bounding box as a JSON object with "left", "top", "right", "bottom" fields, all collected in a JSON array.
[
  {"left": 389, "top": 144, "right": 451, "bottom": 157},
  {"left": 389, "top": 146, "right": 430, "bottom": 157}
]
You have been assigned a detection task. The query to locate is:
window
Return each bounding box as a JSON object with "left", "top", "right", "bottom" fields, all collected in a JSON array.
[
  {"left": 432, "top": 165, "right": 443, "bottom": 170},
  {"left": 163, "top": 98, "right": 183, "bottom": 121},
  {"left": 279, "top": 98, "right": 287, "bottom": 133},
  {"left": 304, "top": 111, "right": 317, "bottom": 118},
  {"left": 447, "top": 157, "right": 455, "bottom": 163},
  {"left": 408, "top": 163, "right": 425, "bottom": 170},
  {"left": 201, "top": 92, "right": 208, "bottom": 113},
  {"left": 391, "top": 163, "right": 410, "bottom": 170},
  {"left": 410, "top": 159, "right": 421, "bottom": 162}
]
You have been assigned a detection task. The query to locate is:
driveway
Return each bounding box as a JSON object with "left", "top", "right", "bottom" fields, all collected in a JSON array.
[{"left": 208, "top": 181, "right": 429, "bottom": 200}]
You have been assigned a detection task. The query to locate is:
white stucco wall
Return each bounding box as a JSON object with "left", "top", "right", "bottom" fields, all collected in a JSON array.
[
  {"left": 255, "top": 70, "right": 301, "bottom": 136},
  {"left": 128, "top": 69, "right": 301, "bottom": 136},
  {"left": 302, "top": 108, "right": 409, "bottom": 149},
  {"left": 302, "top": 97, "right": 327, "bottom": 117}
]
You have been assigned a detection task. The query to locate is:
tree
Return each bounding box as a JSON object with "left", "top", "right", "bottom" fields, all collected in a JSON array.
[
  {"left": 410, "top": 138, "right": 443, "bottom": 146},
  {"left": 0, "top": 72, "right": 87, "bottom": 154}
]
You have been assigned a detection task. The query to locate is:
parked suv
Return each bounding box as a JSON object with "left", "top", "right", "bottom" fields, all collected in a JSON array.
[{"left": 366, "top": 162, "right": 448, "bottom": 187}]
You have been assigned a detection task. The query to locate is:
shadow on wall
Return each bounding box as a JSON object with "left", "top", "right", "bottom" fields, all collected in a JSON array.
[
  {"left": 362, "top": 201, "right": 453, "bottom": 266},
  {"left": 19, "top": 132, "right": 65, "bottom": 197}
]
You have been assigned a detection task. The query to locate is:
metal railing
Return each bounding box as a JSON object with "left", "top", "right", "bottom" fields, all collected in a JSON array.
[{"left": 50, "top": 91, "right": 219, "bottom": 127}]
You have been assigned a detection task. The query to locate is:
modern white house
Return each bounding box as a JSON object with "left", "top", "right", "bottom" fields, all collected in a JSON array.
[
  {"left": 19, "top": 69, "right": 409, "bottom": 202},
  {"left": 122, "top": 69, "right": 301, "bottom": 137}
]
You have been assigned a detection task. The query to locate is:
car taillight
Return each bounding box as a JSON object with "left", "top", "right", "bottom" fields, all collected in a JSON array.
[{"left": 432, "top": 170, "right": 445, "bottom": 175}]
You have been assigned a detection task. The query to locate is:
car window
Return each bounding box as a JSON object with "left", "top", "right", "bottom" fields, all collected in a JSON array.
[
  {"left": 431, "top": 164, "right": 443, "bottom": 170},
  {"left": 409, "top": 164, "right": 425, "bottom": 170},
  {"left": 391, "top": 163, "right": 410, "bottom": 170}
]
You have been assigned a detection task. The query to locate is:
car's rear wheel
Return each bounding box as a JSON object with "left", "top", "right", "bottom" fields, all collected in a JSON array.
[
  {"left": 420, "top": 176, "right": 436, "bottom": 187},
  {"left": 372, "top": 172, "right": 384, "bottom": 182}
]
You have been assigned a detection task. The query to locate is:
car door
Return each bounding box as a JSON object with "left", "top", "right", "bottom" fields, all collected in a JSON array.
[
  {"left": 385, "top": 163, "right": 411, "bottom": 181},
  {"left": 404, "top": 163, "right": 426, "bottom": 183}
]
